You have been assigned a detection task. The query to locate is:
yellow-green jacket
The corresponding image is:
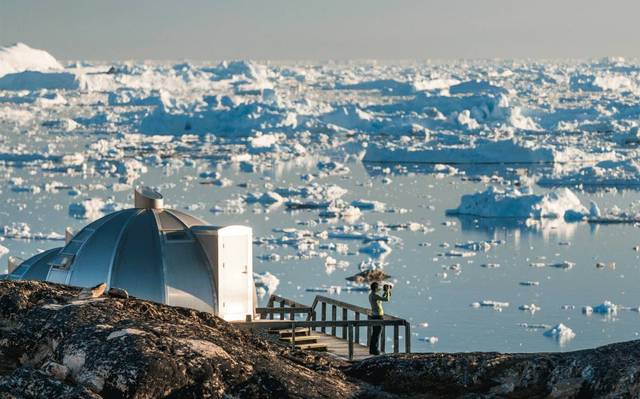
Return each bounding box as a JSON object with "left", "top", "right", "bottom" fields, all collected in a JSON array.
[{"left": 369, "top": 289, "right": 391, "bottom": 316}]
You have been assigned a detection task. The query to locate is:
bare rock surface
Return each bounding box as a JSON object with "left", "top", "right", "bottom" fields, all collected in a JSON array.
[
  {"left": 346, "top": 347, "right": 640, "bottom": 398},
  {"left": 0, "top": 280, "right": 357, "bottom": 398}
]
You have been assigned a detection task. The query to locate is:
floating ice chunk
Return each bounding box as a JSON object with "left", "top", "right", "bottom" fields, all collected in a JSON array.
[
  {"left": 591, "top": 300, "right": 618, "bottom": 315},
  {"left": 455, "top": 241, "right": 492, "bottom": 252},
  {"left": 518, "top": 304, "right": 541, "bottom": 312},
  {"left": 363, "top": 139, "right": 602, "bottom": 165},
  {"left": 0, "top": 245, "right": 8, "bottom": 258},
  {"left": 246, "top": 191, "right": 284, "bottom": 205},
  {"left": 359, "top": 241, "right": 392, "bottom": 257},
  {"left": 549, "top": 261, "right": 575, "bottom": 270},
  {"left": 0, "top": 70, "right": 81, "bottom": 90},
  {"left": 544, "top": 323, "right": 576, "bottom": 343},
  {"left": 69, "top": 198, "right": 121, "bottom": 220},
  {"left": 472, "top": 300, "right": 509, "bottom": 309},
  {"left": 519, "top": 281, "right": 540, "bottom": 286},
  {"left": 589, "top": 201, "right": 601, "bottom": 218},
  {"left": 420, "top": 336, "right": 439, "bottom": 344},
  {"left": 518, "top": 323, "right": 551, "bottom": 330},
  {"left": 253, "top": 272, "right": 280, "bottom": 299},
  {"left": 445, "top": 250, "right": 476, "bottom": 258},
  {"left": 447, "top": 186, "right": 588, "bottom": 221},
  {"left": 351, "top": 199, "right": 386, "bottom": 212}
]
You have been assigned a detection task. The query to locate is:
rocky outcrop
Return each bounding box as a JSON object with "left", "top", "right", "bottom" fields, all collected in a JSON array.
[
  {"left": 0, "top": 280, "right": 357, "bottom": 398},
  {"left": 347, "top": 346, "right": 640, "bottom": 398},
  {"left": 2, "top": 280, "right": 640, "bottom": 398}
]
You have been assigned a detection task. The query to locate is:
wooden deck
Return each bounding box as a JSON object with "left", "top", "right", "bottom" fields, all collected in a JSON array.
[
  {"left": 313, "top": 331, "right": 372, "bottom": 361},
  {"left": 238, "top": 294, "right": 411, "bottom": 361}
]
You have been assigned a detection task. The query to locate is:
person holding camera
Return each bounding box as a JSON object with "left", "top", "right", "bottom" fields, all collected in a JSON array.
[{"left": 368, "top": 281, "right": 391, "bottom": 355}]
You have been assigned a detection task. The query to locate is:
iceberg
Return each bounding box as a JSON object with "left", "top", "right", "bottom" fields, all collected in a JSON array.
[{"left": 446, "top": 186, "right": 588, "bottom": 221}]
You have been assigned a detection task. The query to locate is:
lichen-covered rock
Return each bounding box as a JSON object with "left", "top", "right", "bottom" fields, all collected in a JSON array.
[{"left": 0, "top": 280, "right": 357, "bottom": 398}]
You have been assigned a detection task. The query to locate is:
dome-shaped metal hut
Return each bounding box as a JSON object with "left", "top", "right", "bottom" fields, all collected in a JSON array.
[{"left": 5, "top": 187, "right": 255, "bottom": 321}]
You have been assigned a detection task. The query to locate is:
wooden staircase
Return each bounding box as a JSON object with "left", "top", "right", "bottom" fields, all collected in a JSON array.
[{"left": 270, "top": 327, "right": 328, "bottom": 352}]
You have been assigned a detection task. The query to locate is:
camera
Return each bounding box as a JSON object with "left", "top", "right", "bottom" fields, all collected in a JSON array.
[{"left": 383, "top": 284, "right": 391, "bottom": 291}]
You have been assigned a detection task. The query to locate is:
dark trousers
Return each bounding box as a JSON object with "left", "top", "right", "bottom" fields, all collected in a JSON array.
[{"left": 369, "top": 315, "right": 383, "bottom": 354}]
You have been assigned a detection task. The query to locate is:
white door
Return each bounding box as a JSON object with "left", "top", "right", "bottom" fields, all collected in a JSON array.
[{"left": 219, "top": 231, "right": 252, "bottom": 320}]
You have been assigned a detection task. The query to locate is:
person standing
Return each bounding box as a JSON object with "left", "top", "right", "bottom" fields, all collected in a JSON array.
[{"left": 368, "top": 281, "right": 391, "bottom": 355}]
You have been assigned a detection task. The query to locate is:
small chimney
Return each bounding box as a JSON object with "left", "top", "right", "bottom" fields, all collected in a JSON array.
[{"left": 134, "top": 186, "right": 163, "bottom": 209}]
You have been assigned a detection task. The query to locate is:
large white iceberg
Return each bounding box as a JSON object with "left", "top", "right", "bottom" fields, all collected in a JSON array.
[
  {"left": 0, "top": 43, "right": 63, "bottom": 77},
  {"left": 446, "top": 186, "right": 588, "bottom": 221},
  {"left": 0, "top": 43, "right": 81, "bottom": 90},
  {"left": 363, "top": 139, "right": 607, "bottom": 164}
]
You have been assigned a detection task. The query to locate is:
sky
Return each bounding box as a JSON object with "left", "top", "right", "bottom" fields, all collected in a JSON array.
[{"left": 1, "top": 0, "right": 639, "bottom": 61}]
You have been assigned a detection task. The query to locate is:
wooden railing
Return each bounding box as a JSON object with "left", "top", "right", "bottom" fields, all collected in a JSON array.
[
  {"left": 308, "top": 295, "right": 410, "bottom": 355},
  {"left": 255, "top": 294, "right": 313, "bottom": 320},
  {"left": 247, "top": 294, "right": 411, "bottom": 360}
]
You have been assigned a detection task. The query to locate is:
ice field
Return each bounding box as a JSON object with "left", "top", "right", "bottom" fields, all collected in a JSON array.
[{"left": 3, "top": 43, "right": 640, "bottom": 352}]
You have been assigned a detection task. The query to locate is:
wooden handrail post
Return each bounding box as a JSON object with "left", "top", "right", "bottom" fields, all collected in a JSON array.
[
  {"left": 348, "top": 322, "right": 354, "bottom": 361},
  {"left": 321, "top": 302, "right": 326, "bottom": 333},
  {"left": 380, "top": 323, "right": 386, "bottom": 353},
  {"left": 280, "top": 301, "right": 285, "bottom": 320},
  {"left": 354, "top": 312, "right": 360, "bottom": 344},
  {"left": 393, "top": 323, "right": 399, "bottom": 353},
  {"left": 342, "top": 308, "right": 348, "bottom": 339},
  {"left": 366, "top": 314, "right": 371, "bottom": 346},
  {"left": 331, "top": 305, "right": 337, "bottom": 336},
  {"left": 290, "top": 304, "right": 295, "bottom": 321},
  {"left": 291, "top": 321, "right": 296, "bottom": 348},
  {"left": 404, "top": 322, "right": 411, "bottom": 353}
]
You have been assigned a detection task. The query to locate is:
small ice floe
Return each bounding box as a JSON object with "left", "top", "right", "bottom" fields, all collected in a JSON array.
[
  {"left": 359, "top": 241, "right": 392, "bottom": 257},
  {"left": 518, "top": 323, "right": 550, "bottom": 330},
  {"left": 549, "top": 260, "right": 575, "bottom": 270},
  {"left": 69, "top": 198, "right": 122, "bottom": 220},
  {"left": 455, "top": 241, "right": 495, "bottom": 252},
  {"left": 2, "top": 223, "right": 65, "bottom": 241},
  {"left": 418, "top": 322, "right": 429, "bottom": 328},
  {"left": 258, "top": 253, "right": 281, "bottom": 262},
  {"left": 444, "top": 250, "right": 476, "bottom": 258},
  {"left": 253, "top": 272, "right": 280, "bottom": 299},
  {"left": 518, "top": 304, "right": 541, "bottom": 313},
  {"left": 583, "top": 300, "right": 619, "bottom": 315},
  {"left": 351, "top": 199, "right": 386, "bottom": 212},
  {"left": 544, "top": 323, "right": 576, "bottom": 344},
  {"left": 420, "top": 336, "right": 439, "bottom": 344},
  {"left": 0, "top": 244, "right": 8, "bottom": 258},
  {"left": 305, "top": 285, "right": 367, "bottom": 294},
  {"left": 448, "top": 264, "right": 462, "bottom": 274},
  {"left": 561, "top": 305, "right": 575, "bottom": 310},
  {"left": 471, "top": 300, "right": 509, "bottom": 310},
  {"left": 519, "top": 281, "right": 540, "bottom": 286},
  {"left": 481, "top": 263, "right": 500, "bottom": 268},
  {"left": 595, "top": 262, "right": 616, "bottom": 270},
  {"left": 529, "top": 262, "right": 546, "bottom": 268},
  {"left": 245, "top": 191, "right": 285, "bottom": 205}
]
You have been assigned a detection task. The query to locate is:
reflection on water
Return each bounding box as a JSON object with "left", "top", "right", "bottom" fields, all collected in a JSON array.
[
  {"left": 3, "top": 159, "right": 640, "bottom": 354},
  {"left": 453, "top": 214, "right": 581, "bottom": 243}
]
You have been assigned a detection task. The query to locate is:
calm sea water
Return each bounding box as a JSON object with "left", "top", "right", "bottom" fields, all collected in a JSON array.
[{"left": 4, "top": 157, "right": 640, "bottom": 354}]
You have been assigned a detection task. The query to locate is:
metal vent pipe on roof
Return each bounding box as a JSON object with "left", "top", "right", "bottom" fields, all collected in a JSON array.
[{"left": 134, "top": 186, "right": 164, "bottom": 209}]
